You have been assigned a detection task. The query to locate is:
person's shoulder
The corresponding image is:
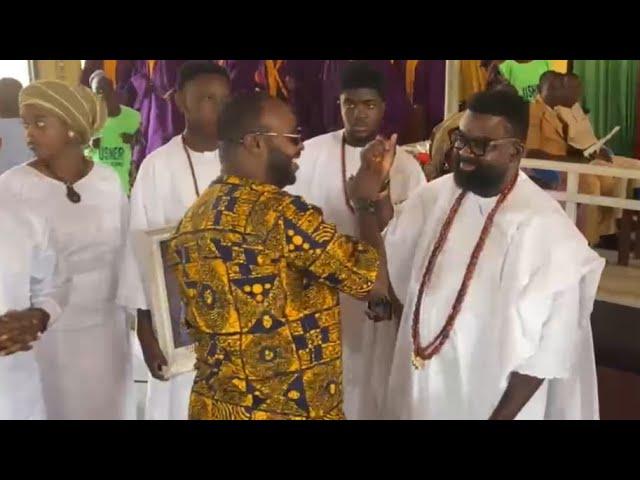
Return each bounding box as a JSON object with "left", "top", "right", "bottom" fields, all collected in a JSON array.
[
  {"left": 279, "top": 189, "right": 325, "bottom": 220},
  {"left": 0, "top": 162, "right": 31, "bottom": 180},
  {"left": 0, "top": 163, "right": 34, "bottom": 193},
  {"left": 424, "top": 172, "right": 456, "bottom": 195},
  {"left": 527, "top": 97, "right": 545, "bottom": 128},
  {"left": 138, "top": 136, "right": 182, "bottom": 171},
  {"left": 529, "top": 96, "right": 545, "bottom": 113},
  {"left": 508, "top": 172, "right": 585, "bottom": 241},
  {"left": 148, "top": 135, "right": 182, "bottom": 159},
  {"left": 397, "top": 173, "right": 453, "bottom": 216},
  {"left": 303, "top": 130, "right": 341, "bottom": 153},
  {"left": 292, "top": 130, "right": 342, "bottom": 191},
  {"left": 508, "top": 175, "right": 604, "bottom": 278},
  {"left": 394, "top": 146, "right": 423, "bottom": 171}
]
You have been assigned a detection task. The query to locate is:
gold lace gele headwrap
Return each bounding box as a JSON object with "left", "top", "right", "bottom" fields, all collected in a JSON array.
[{"left": 19, "top": 79, "right": 106, "bottom": 145}]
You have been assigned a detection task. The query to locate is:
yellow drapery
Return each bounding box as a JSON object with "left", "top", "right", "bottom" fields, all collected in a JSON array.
[
  {"left": 103, "top": 60, "right": 117, "bottom": 84},
  {"left": 458, "top": 60, "right": 487, "bottom": 104},
  {"left": 404, "top": 60, "right": 420, "bottom": 104},
  {"left": 265, "top": 60, "right": 288, "bottom": 98}
]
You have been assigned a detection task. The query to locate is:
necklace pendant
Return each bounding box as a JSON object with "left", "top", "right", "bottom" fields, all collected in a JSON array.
[
  {"left": 411, "top": 353, "right": 426, "bottom": 370},
  {"left": 66, "top": 185, "right": 81, "bottom": 204}
]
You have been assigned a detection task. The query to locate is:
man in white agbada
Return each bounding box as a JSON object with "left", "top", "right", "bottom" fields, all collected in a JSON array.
[
  {"left": 117, "top": 61, "right": 231, "bottom": 420},
  {"left": 380, "top": 89, "right": 604, "bottom": 420},
  {"left": 287, "top": 61, "right": 426, "bottom": 419},
  {"left": 0, "top": 200, "right": 70, "bottom": 420}
]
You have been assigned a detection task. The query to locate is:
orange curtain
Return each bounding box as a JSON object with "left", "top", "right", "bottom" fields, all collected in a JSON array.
[
  {"left": 103, "top": 60, "right": 117, "bottom": 84},
  {"left": 550, "top": 60, "right": 568, "bottom": 73},
  {"left": 265, "top": 60, "right": 288, "bottom": 98},
  {"left": 458, "top": 60, "right": 487, "bottom": 105},
  {"left": 404, "top": 60, "right": 420, "bottom": 103},
  {"left": 147, "top": 60, "right": 157, "bottom": 76}
]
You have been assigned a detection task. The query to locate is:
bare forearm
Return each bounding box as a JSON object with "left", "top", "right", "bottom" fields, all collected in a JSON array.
[
  {"left": 375, "top": 195, "right": 394, "bottom": 232},
  {"left": 489, "top": 372, "right": 544, "bottom": 420},
  {"left": 136, "top": 308, "right": 154, "bottom": 341},
  {"left": 136, "top": 308, "right": 169, "bottom": 379}
]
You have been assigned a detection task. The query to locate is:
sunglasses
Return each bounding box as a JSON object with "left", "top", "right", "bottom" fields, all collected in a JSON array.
[
  {"left": 237, "top": 128, "right": 303, "bottom": 147},
  {"left": 253, "top": 131, "right": 303, "bottom": 146}
]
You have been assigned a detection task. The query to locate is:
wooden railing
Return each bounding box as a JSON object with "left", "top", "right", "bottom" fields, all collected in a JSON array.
[
  {"left": 521, "top": 158, "right": 640, "bottom": 222},
  {"left": 521, "top": 159, "right": 640, "bottom": 308}
]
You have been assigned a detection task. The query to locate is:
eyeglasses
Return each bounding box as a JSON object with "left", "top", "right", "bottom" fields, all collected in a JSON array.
[
  {"left": 253, "top": 131, "right": 303, "bottom": 146},
  {"left": 235, "top": 129, "right": 303, "bottom": 147},
  {"left": 449, "top": 128, "right": 521, "bottom": 157}
]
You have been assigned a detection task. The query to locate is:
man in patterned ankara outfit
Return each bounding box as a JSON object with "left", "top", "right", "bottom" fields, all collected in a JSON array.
[{"left": 169, "top": 92, "right": 394, "bottom": 420}]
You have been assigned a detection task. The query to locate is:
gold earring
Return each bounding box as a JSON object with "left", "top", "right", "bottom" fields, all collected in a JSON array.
[{"left": 68, "top": 131, "right": 75, "bottom": 138}]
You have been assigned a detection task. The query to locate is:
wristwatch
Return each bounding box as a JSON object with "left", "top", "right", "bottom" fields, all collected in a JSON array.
[{"left": 352, "top": 197, "right": 376, "bottom": 214}]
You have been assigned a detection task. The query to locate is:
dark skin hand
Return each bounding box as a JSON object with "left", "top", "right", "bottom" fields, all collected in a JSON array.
[
  {"left": 374, "top": 193, "right": 394, "bottom": 232},
  {"left": 347, "top": 135, "right": 396, "bottom": 201},
  {"left": 592, "top": 147, "right": 613, "bottom": 163},
  {"left": 0, "top": 308, "right": 49, "bottom": 356},
  {"left": 347, "top": 134, "right": 395, "bottom": 230},
  {"left": 365, "top": 284, "right": 403, "bottom": 324},
  {"left": 348, "top": 134, "right": 396, "bottom": 303},
  {"left": 489, "top": 372, "right": 544, "bottom": 420},
  {"left": 137, "top": 309, "right": 168, "bottom": 381},
  {"left": 348, "top": 134, "right": 399, "bottom": 316}
]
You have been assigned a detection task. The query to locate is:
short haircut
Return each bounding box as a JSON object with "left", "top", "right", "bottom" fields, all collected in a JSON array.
[
  {"left": 0, "top": 77, "right": 23, "bottom": 96},
  {"left": 467, "top": 89, "right": 529, "bottom": 140},
  {"left": 0, "top": 77, "right": 23, "bottom": 113},
  {"left": 177, "top": 61, "right": 230, "bottom": 91},
  {"left": 340, "top": 61, "right": 386, "bottom": 100},
  {"left": 537, "top": 70, "right": 562, "bottom": 92},
  {"left": 217, "top": 91, "right": 272, "bottom": 156}
]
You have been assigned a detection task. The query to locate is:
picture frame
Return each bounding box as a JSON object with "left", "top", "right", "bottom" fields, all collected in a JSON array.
[{"left": 137, "top": 226, "right": 196, "bottom": 378}]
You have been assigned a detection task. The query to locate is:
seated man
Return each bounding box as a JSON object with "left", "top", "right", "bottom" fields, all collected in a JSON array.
[{"left": 526, "top": 71, "right": 640, "bottom": 246}]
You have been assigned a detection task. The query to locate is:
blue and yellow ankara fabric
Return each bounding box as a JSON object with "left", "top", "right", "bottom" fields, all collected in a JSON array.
[{"left": 169, "top": 175, "right": 379, "bottom": 420}]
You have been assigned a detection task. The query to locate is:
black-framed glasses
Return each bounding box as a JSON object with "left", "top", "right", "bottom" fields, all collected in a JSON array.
[{"left": 449, "top": 128, "right": 521, "bottom": 157}]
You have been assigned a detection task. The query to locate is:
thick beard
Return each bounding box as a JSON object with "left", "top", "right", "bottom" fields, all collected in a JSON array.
[
  {"left": 267, "top": 148, "right": 296, "bottom": 188},
  {"left": 453, "top": 156, "right": 509, "bottom": 198}
]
